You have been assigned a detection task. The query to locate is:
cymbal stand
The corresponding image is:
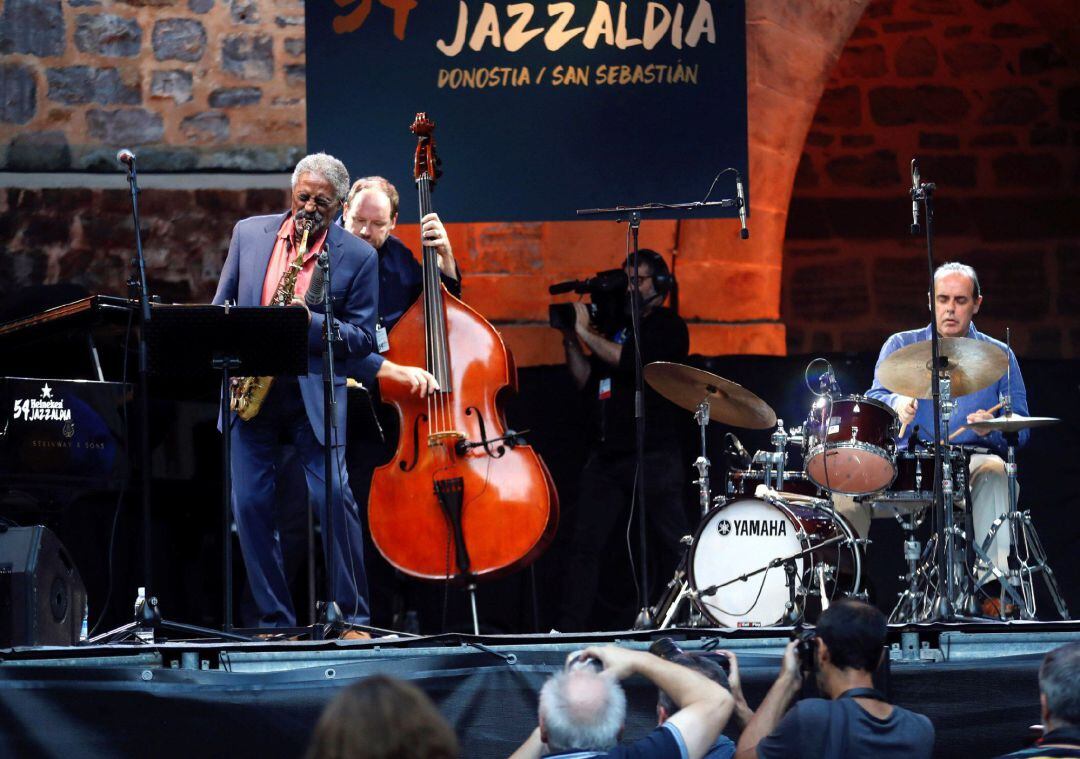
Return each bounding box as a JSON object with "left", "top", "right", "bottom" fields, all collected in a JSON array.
[
  {"left": 651, "top": 398, "right": 711, "bottom": 630},
  {"left": 928, "top": 370, "right": 962, "bottom": 617},
  {"left": 765, "top": 419, "right": 792, "bottom": 491},
  {"left": 692, "top": 399, "right": 712, "bottom": 517},
  {"left": 918, "top": 373, "right": 1016, "bottom": 619}
]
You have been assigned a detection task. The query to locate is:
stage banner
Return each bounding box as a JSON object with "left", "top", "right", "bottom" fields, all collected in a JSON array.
[{"left": 305, "top": 1, "right": 748, "bottom": 223}]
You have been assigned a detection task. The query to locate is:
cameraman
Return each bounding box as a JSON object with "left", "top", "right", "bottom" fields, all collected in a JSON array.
[
  {"left": 734, "top": 599, "right": 934, "bottom": 759},
  {"left": 509, "top": 645, "right": 733, "bottom": 759},
  {"left": 556, "top": 250, "right": 691, "bottom": 631}
]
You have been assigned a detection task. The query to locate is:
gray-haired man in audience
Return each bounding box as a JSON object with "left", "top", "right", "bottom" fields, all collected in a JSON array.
[{"left": 509, "top": 645, "right": 733, "bottom": 759}]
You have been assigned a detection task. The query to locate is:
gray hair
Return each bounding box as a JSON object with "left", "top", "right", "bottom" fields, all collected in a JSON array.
[
  {"left": 933, "top": 262, "right": 981, "bottom": 299},
  {"left": 1040, "top": 641, "right": 1080, "bottom": 727},
  {"left": 539, "top": 670, "right": 627, "bottom": 752},
  {"left": 292, "top": 153, "right": 350, "bottom": 203}
]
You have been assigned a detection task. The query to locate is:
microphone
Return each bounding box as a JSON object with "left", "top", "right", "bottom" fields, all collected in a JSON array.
[
  {"left": 910, "top": 159, "right": 921, "bottom": 235},
  {"left": 818, "top": 367, "right": 841, "bottom": 395},
  {"left": 735, "top": 171, "right": 749, "bottom": 240},
  {"left": 305, "top": 251, "right": 329, "bottom": 306},
  {"left": 725, "top": 433, "right": 752, "bottom": 467},
  {"left": 116, "top": 148, "right": 135, "bottom": 168}
]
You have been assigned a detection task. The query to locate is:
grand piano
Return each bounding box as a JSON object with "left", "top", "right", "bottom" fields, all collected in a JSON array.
[{"left": 0, "top": 296, "right": 134, "bottom": 507}]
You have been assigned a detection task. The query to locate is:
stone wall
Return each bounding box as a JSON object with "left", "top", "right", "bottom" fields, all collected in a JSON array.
[
  {"left": 0, "top": 0, "right": 306, "bottom": 171},
  {"left": 784, "top": 0, "right": 1080, "bottom": 359}
]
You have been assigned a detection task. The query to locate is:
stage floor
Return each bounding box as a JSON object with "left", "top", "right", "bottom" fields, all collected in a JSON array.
[{"left": 2, "top": 621, "right": 1078, "bottom": 758}]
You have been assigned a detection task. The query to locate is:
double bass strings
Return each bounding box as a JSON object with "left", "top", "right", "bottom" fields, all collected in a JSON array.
[{"left": 419, "top": 174, "right": 452, "bottom": 438}]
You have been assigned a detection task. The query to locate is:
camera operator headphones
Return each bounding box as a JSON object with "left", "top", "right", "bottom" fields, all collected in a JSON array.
[{"left": 634, "top": 249, "right": 673, "bottom": 298}]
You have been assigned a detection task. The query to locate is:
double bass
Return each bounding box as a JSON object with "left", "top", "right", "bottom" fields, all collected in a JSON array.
[{"left": 367, "top": 113, "right": 559, "bottom": 587}]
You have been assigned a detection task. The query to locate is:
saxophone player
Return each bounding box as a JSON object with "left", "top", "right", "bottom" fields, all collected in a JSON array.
[{"left": 211, "top": 153, "right": 379, "bottom": 629}]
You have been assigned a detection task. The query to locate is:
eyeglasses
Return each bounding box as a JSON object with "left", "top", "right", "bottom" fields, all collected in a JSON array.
[{"left": 295, "top": 192, "right": 336, "bottom": 211}]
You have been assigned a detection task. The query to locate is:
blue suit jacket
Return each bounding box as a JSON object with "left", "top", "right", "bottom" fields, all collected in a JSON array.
[{"left": 212, "top": 212, "right": 379, "bottom": 446}]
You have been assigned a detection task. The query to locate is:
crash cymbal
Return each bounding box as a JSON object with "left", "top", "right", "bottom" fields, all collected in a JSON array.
[
  {"left": 876, "top": 337, "right": 1008, "bottom": 399},
  {"left": 644, "top": 362, "right": 777, "bottom": 429},
  {"left": 966, "top": 414, "right": 1060, "bottom": 434}
]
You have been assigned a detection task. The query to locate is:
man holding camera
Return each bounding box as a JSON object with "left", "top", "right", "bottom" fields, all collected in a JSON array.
[
  {"left": 734, "top": 599, "right": 934, "bottom": 759},
  {"left": 555, "top": 249, "right": 690, "bottom": 631},
  {"left": 509, "top": 645, "right": 734, "bottom": 759}
]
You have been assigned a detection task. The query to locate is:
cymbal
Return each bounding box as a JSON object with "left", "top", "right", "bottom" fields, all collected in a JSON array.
[
  {"left": 967, "top": 414, "right": 1060, "bottom": 434},
  {"left": 644, "top": 362, "right": 777, "bottom": 429},
  {"left": 876, "top": 337, "right": 1008, "bottom": 399}
]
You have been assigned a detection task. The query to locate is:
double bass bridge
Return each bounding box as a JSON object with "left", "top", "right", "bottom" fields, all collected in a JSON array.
[{"left": 428, "top": 430, "right": 465, "bottom": 446}]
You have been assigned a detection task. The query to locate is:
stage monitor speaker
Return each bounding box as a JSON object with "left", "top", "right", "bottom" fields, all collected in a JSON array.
[{"left": 0, "top": 525, "right": 86, "bottom": 648}]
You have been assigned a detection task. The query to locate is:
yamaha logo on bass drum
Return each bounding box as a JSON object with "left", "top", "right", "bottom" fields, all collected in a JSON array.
[{"left": 716, "top": 518, "right": 789, "bottom": 538}]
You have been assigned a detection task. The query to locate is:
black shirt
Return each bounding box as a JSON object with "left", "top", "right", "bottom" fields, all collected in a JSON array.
[
  {"left": 346, "top": 233, "right": 461, "bottom": 386},
  {"left": 757, "top": 697, "right": 935, "bottom": 759},
  {"left": 584, "top": 306, "right": 689, "bottom": 453}
]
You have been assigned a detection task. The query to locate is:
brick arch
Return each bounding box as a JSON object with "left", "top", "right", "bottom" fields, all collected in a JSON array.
[{"left": 781, "top": 0, "right": 1080, "bottom": 359}]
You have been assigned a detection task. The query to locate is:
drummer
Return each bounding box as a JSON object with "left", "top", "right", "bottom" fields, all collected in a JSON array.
[{"left": 838, "top": 262, "right": 1028, "bottom": 611}]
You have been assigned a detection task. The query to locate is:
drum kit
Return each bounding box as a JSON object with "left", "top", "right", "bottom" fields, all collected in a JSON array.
[{"left": 643, "top": 337, "right": 1070, "bottom": 629}]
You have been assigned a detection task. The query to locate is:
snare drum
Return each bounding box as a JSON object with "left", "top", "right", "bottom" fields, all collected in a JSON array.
[
  {"left": 805, "top": 395, "right": 897, "bottom": 495},
  {"left": 727, "top": 468, "right": 822, "bottom": 499},
  {"left": 689, "top": 496, "right": 863, "bottom": 627}
]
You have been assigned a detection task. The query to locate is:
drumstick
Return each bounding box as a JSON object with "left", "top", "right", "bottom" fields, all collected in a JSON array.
[{"left": 948, "top": 402, "right": 1004, "bottom": 441}]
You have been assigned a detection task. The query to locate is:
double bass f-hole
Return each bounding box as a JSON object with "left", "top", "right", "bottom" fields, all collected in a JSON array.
[
  {"left": 453, "top": 407, "right": 529, "bottom": 459},
  {"left": 400, "top": 412, "right": 428, "bottom": 472}
]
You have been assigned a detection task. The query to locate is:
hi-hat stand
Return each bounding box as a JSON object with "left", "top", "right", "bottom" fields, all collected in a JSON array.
[
  {"left": 977, "top": 428, "right": 1070, "bottom": 620},
  {"left": 973, "top": 340, "right": 1069, "bottom": 620}
]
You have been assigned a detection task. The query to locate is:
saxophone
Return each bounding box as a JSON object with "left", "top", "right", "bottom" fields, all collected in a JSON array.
[{"left": 230, "top": 219, "right": 312, "bottom": 421}]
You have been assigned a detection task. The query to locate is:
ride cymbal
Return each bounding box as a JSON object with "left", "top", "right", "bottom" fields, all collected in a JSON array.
[{"left": 876, "top": 337, "right": 1008, "bottom": 399}]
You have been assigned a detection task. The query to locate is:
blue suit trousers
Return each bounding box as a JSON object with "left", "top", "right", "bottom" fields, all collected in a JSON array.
[{"left": 230, "top": 377, "right": 370, "bottom": 627}]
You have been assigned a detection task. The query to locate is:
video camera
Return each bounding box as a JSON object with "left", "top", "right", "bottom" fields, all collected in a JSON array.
[
  {"left": 793, "top": 626, "right": 818, "bottom": 678},
  {"left": 548, "top": 268, "right": 627, "bottom": 337}
]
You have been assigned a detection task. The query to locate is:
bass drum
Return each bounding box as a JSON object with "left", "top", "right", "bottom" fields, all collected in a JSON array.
[{"left": 689, "top": 496, "right": 862, "bottom": 628}]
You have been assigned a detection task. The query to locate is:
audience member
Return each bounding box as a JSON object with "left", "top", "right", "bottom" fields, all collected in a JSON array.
[
  {"left": 734, "top": 599, "right": 934, "bottom": 759},
  {"left": 656, "top": 652, "right": 749, "bottom": 759},
  {"left": 510, "top": 645, "right": 733, "bottom": 759},
  {"left": 996, "top": 641, "right": 1080, "bottom": 758},
  {"left": 305, "top": 674, "right": 458, "bottom": 759}
]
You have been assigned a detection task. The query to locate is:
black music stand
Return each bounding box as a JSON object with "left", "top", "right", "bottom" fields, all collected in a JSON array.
[{"left": 98, "top": 304, "right": 307, "bottom": 641}]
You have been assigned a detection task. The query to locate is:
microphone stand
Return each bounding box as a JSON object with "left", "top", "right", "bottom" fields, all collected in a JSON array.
[
  {"left": 912, "top": 166, "right": 957, "bottom": 621},
  {"left": 124, "top": 155, "right": 155, "bottom": 605},
  {"left": 576, "top": 194, "right": 743, "bottom": 629},
  {"left": 316, "top": 248, "right": 344, "bottom": 635},
  {"left": 93, "top": 154, "right": 249, "bottom": 643}
]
